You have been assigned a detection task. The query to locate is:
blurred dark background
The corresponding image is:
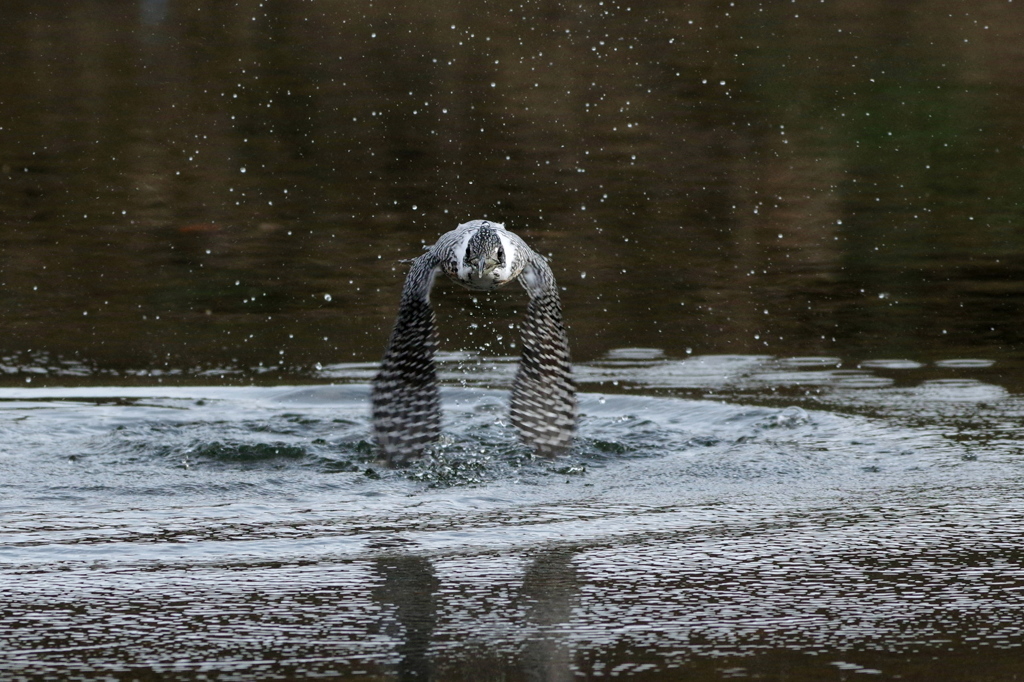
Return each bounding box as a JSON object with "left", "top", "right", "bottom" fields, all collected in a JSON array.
[{"left": 1, "top": 0, "right": 1022, "bottom": 386}]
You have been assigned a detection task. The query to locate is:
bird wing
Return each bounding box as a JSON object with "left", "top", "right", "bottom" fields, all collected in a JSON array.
[
  {"left": 371, "top": 252, "right": 443, "bottom": 464},
  {"left": 510, "top": 251, "right": 577, "bottom": 455}
]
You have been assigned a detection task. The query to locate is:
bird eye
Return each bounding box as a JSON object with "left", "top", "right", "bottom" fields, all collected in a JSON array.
[{"left": 496, "top": 246, "right": 504, "bottom": 262}]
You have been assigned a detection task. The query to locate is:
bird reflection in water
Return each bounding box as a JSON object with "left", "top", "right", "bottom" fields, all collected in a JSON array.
[
  {"left": 518, "top": 548, "right": 580, "bottom": 682},
  {"left": 371, "top": 548, "right": 580, "bottom": 681},
  {"left": 373, "top": 555, "right": 439, "bottom": 681}
]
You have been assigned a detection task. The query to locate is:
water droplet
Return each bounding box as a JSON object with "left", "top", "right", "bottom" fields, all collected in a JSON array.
[{"left": 324, "top": 294, "right": 332, "bottom": 302}]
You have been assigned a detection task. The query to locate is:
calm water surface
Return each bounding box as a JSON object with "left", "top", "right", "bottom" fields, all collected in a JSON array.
[{"left": 2, "top": 0, "right": 1024, "bottom": 680}]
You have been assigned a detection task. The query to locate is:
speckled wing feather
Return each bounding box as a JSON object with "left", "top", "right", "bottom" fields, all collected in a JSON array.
[
  {"left": 371, "top": 253, "right": 442, "bottom": 464},
  {"left": 510, "top": 251, "right": 577, "bottom": 455}
]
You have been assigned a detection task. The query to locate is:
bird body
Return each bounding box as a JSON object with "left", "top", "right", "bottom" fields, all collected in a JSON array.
[{"left": 372, "top": 220, "right": 576, "bottom": 464}]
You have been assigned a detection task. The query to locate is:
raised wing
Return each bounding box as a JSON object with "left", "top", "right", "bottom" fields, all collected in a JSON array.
[
  {"left": 371, "top": 253, "right": 443, "bottom": 464},
  {"left": 510, "top": 251, "right": 577, "bottom": 455}
]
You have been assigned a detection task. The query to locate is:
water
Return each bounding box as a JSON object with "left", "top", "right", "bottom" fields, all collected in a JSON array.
[
  {"left": 2, "top": 0, "right": 1024, "bottom": 377},
  {"left": 3, "top": 0, "right": 1024, "bottom": 679},
  {"left": 4, "top": 355, "right": 1024, "bottom": 680}
]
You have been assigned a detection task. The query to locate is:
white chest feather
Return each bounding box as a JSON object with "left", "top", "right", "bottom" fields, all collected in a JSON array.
[{"left": 451, "top": 230, "right": 473, "bottom": 281}]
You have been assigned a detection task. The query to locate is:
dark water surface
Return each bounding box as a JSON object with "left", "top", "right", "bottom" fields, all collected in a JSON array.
[{"left": 2, "top": 0, "right": 1024, "bottom": 680}]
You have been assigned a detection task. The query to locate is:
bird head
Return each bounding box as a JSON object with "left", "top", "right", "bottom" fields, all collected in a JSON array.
[
  {"left": 465, "top": 226, "right": 504, "bottom": 279},
  {"left": 448, "top": 220, "right": 516, "bottom": 290}
]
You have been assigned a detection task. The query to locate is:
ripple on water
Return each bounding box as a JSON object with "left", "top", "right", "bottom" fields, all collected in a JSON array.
[
  {"left": 604, "top": 347, "right": 666, "bottom": 360},
  {"left": 0, "top": 383, "right": 978, "bottom": 569},
  {"left": 1, "top": 363, "right": 1021, "bottom": 680},
  {"left": 934, "top": 358, "right": 996, "bottom": 369},
  {"left": 859, "top": 358, "right": 926, "bottom": 370}
]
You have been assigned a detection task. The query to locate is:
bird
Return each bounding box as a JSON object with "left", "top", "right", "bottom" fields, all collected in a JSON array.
[{"left": 371, "top": 219, "right": 576, "bottom": 464}]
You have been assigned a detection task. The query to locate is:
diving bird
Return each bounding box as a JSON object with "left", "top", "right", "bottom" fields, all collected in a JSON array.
[{"left": 371, "top": 220, "right": 576, "bottom": 464}]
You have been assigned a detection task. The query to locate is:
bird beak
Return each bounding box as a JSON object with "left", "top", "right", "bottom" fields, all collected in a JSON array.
[{"left": 475, "top": 255, "right": 487, "bottom": 278}]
